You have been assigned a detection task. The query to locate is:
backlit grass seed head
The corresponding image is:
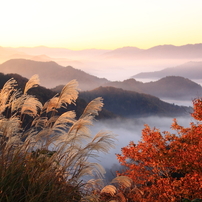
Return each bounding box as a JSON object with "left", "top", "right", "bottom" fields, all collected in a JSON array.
[
  {"left": 21, "top": 96, "right": 43, "bottom": 117},
  {"left": 43, "top": 97, "right": 59, "bottom": 113},
  {"left": 0, "top": 78, "right": 18, "bottom": 113},
  {"left": 0, "top": 117, "right": 21, "bottom": 138},
  {"left": 24, "top": 74, "right": 40, "bottom": 94},
  {"left": 111, "top": 176, "right": 132, "bottom": 188},
  {"left": 81, "top": 97, "right": 104, "bottom": 118},
  {"left": 101, "top": 185, "right": 117, "bottom": 196},
  {"left": 58, "top": 79, "right": 79, "bottom": 106}
]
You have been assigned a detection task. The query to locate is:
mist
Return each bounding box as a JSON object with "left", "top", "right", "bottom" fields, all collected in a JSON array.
[
  {"left": 75, "top": 58, "right": 191, "bottom": 81},
  {"left": 2, "top": 46, "right": 202, "bottom": 84},
  {"left": 89, "top": 115, "right": 195, "bottom": 172}
]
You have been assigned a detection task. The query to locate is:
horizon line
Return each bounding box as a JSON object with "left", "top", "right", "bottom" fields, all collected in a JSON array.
[{"left": 2, "top": 43, "right": 202, "bottom": 51}]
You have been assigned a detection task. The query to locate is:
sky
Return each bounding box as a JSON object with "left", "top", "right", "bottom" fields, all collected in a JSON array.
[{"left": 1, "top": 0, "right": 202, "bottom": 50}]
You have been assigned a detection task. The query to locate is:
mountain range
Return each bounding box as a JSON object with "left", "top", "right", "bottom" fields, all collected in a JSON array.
[
  {"left": 0, "top": 57, "right": 197, "bottom": 117},
  {"left": 1, "top": 58, "right": 201, "bottom": 101},
  {"left": 0, "top": 72, "right": 191, "bottom": 118},
  {"left": 102, "top": 76, "right": 202, "bottom": 100},
  {"left": 0, "top": 59, "right": 108, "bottom": 90},
  {"left": 133, "top": 61, "right": 202, "bottom": 80},
  {"left": 102, "top": 44, "right": 202, "bottom": 59},
  {"left": 3, "top": 43, "right": 202, "bottom": 60},
  {"left": 2, "top": 44, "right": 202, "bottom": 81}
]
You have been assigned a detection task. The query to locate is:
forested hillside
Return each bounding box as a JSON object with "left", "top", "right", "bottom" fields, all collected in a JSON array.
[
  {"left": 103, "top": 76, "right": 202, "bottom": 100},
  {"left": 80, "top": 86, "right": 191, "bottom": 117}
]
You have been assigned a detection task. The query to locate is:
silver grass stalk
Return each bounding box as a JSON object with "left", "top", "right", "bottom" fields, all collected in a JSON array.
[
  {"left": 0, "top": 117, "right": 21, "bottom": 138},
  {"left": 111, "top": 176, "right": 132, "bottom": 188},
  {"left": 43, "top": 97, "right": 59, "bottom": 113},
  {"left": 0, "top": 117, "right": 22, "bottom": 151},
  {"left": 11, "top": 94, "right": 29, "bottom": 114},
  {"left": 80, "top": 97, "right": 104, "bottom": 119},
  {"left": 90, "top": 131, "right": 116, "bottom": 153},
  {"left": 85, "top": 178, "right": 104, "bottom": 190},
  {"left": 52, "top": 111, "right": 76, "bottom": 134},
  {"left": 100, "top": 185, "right": 117, "bottom": 196},
  {"left": 31, "top": 116, "right": 48, "bottom": 128},
  {"left": 0, "top": 78, "right": 18, "bottom": 113},
  {"left": 55, "top": 118, "right": 93, "bottom": 153},
  {"left": 43, "top": 79, "right": 78, "bottom": 112},
  {"left": 23, "top": 128, "right": 52, "bottom": 148},
  {"left": 57, "top": 80, "right": 79, "bottom": 108},
  {"left": 4, "top": 135, "right": 22, "bottom": 151},
  {"left": 51, "top": 96, "right": 116, "bottom": 181},
  {"left": 24, "top": 74, "right": 40, "bottom": 94},
  {"left": 73, "top": 162, "right": 106, "bottom": 180},
  {"left": 21, "top": 96, "right": 43, "bottom": 117}
]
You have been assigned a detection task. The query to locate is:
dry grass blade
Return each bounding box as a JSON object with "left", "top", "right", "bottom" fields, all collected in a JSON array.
[
  {"left": 0, "top": 78, "right": 18, "bottom": 113},
  {"left": 24, "top": 74, "right": 40, "bottom": 94},
  {"left": 101, "top": 185, "right": 117, "bottom": 196},
  {"left": 1, "top": 78, "right": 18, "bottom": 92},
  {"left": 52, "top": 111, "right": 76, "bottom": 132},
  {"left": 0, "top": 117, "right": 21, "bottom": 138},
  {"left": 84, "top": 178, "right": 104, "bottom": 191},
  {"left": 21, "top": 96, "right": 43, "bottom": 117},
  {"left": 5, "top": 135, "right": 22, "bottom": 150},
  {"left": 58, "top": 79, "right": 79, "bottom": 107},
  {"left": 11, "top": 94, "right": 28, "bottom": 114},
  {"left": 64, "top": 118, "right": 92, "bottom": 142},
  {"left": 80, "top": 97, "right": 104, "bottom": 118},
  {"left": 31, "top": 116, "right": 48, "bottom": 128},
  {"left": 43, "top": 97, "right": 59, "bottom": 113},
  {"left": 89, "top": 131, "right": 116, "bottom": 153},
  {"left": 111, "top": 176, "right": 132, "bottom": 188},
  {"left": 75, "top": 162, "right": 106, "bottom": 180},
  {"left": 24, "top": 128, "right": 52, "bottom": 147}
]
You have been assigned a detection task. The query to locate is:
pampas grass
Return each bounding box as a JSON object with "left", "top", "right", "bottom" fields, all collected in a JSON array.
[
  {"left": 24, "top": 74, "right": 40, "bottom": 94},
  {"left": 0, "top": 75, "right": 116, "bottom": 202}
]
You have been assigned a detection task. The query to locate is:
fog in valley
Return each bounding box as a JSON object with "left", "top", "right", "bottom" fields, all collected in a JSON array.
[
  {"left": 89, "top": 113, "right": 196, "bottom": 179},
  {"left": 159, "top": 98, "right": 193, "bottom": 107},
  {"left": 71, "top": 58, "right": 188, "bottom": 81}
]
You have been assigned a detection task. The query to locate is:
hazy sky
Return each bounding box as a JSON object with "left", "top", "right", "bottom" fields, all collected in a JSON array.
[{"left": 1, "top": 0, "right": 202, "bottom": 50}]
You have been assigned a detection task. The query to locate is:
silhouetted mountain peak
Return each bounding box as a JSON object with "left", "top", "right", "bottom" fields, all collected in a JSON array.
[{"left": 0, "top": 59, "right": 109, "bottom": 90}]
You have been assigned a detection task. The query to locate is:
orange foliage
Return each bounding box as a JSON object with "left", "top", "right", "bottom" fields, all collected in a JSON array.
[{"left": 117, "top": 98, "right": 202, "bottom": 201}]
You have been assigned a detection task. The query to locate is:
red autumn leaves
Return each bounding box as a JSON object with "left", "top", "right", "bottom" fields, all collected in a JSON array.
[{"left": 117, "top": 98, "right": 202, "bottom": 201}]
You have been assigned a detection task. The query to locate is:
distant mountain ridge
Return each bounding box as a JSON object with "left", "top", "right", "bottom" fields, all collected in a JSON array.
[
  {"left": 132, "top": 61, "right": 202, "bottom": 79},
  {"left": 2, "top": 44, "right": 202, "bottom": 82},
  {"left": 103, "top": 44, "right": 202, "bottom": 59},
  {"left": 103, "top": 76, "right": 202, "bottom": 100},
  {"left": 1, "top": 58, "right": 201, "bottom": 101},
  {"left": 0, "top": 59, "right": 108, "bottom": 90},
  {"left": 2, "top": 43, "right": 202, "bottom": 61},
  {"left": 102, "top": 46, "right": 143, "bottom": 58}
]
